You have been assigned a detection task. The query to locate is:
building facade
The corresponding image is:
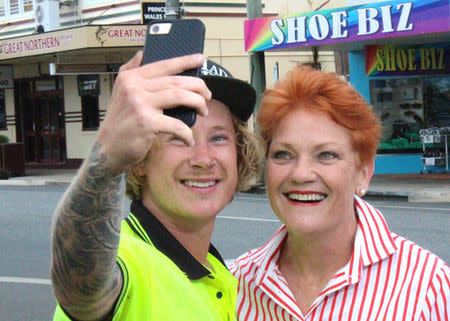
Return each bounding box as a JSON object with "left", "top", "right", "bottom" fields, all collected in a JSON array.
[
  {"left": 244, "top": 0, "right": 450, "bottom": 174},
  {"left": 0, "top": 0, "right": 337, "bottom": 170}
]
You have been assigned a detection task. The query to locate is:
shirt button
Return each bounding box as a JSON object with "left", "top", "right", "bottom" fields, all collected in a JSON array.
[
  {"left": 208, "top": 275, "right": 214, "bottom": 279},
  {"left": 216, "top": 292, "right": 223, "bottom": 299}
]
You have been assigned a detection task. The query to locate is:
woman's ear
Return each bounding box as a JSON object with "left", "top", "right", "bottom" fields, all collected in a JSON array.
[{"left": 357, "top": 160, "right": 374, "bottom": 195}]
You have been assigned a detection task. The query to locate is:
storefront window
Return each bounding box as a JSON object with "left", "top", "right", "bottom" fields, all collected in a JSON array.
[
  {"left": 371, "top": 75, "right": 450, "bottom": 153},
  {"left": 23, "top": 0, "right": 31, "bottom": 12},
  {"left": 0, "top": 0, "right": 33, "bottom": 19},
  {"left": 81, "top": 95, "right": 99, "bottom": 131},
  {"left": 0, "top": 0, "right": 5, "bottom": 17},
  {"left": 9, "top": 0, "right": 18, "bottom": 14}
]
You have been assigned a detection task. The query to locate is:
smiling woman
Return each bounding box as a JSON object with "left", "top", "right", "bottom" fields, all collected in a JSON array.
[{"left": 230, "top": 65, "right": 449, "bottom": 321}]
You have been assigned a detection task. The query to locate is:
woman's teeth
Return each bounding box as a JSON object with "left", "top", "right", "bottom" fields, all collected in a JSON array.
[{"left": 287, "top": 193, "right": 326, "bottom": 202}]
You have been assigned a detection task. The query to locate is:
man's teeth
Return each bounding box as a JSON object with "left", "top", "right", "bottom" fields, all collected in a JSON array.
[
  {"left": 287, "top": 193, "right": 325, "bottom": 202},
  {"left": 184, "top": 180, "right": 216, "bottom": 188}
]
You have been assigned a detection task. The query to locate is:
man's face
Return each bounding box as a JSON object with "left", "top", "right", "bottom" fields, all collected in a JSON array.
[{"left": 139, "top": 99, "right": 238, "bottom": 227}]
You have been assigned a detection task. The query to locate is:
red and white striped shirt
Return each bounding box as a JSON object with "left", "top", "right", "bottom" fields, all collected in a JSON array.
[{"left": 230, "top": 196, "right": 449, "bottom": 321}]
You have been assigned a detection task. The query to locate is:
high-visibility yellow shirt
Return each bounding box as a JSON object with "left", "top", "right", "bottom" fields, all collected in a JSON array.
[{"left": 53, "top": 200, "right": 237, "bottom": 321}]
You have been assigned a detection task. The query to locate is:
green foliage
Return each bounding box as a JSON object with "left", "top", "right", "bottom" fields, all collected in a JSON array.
[
  {"left": 305, "top": 47, "right": 322, "bottom": 70},
  {"left": 0, "top": 134, "right": 9, "bottom": 144}
]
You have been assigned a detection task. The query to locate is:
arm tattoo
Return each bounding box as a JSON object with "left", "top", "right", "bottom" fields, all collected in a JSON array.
[{"left": 51, "top": 141, "right": 124, "bottom": 313}]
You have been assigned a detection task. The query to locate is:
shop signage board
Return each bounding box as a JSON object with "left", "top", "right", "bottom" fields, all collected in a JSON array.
[
  {"left": 0, "top": 25, "right": 147, "bottom": 61},
  {"left": 141, "top": 2, "right": 166, "bottom": 24},
  {"left": 77, "top": 75, "right": 100, "bottom": 96},
  {"left": 244, "top": 0, "right": 449, "bottom": 52},
  {"left": 366, "top": 43, "right": 450, "bottom": 77}
]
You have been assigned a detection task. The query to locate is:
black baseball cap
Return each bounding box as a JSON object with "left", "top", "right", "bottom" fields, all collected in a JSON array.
[{"left": 200, "top": 59, "right": 256, "bottom": 122}]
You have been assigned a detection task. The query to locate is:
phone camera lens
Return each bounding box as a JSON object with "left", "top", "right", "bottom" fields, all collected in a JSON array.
[{"left": 152, "top": 25, "right": 160, "bottom": 33}]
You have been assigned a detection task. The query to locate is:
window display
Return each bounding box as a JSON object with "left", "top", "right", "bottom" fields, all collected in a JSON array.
[{"left": 370, "top": 75, "right": 450, "bottom": 153}]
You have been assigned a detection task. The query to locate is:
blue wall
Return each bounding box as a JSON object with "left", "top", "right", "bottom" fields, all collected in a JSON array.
[
  {"left": 374, "top": 154, "right": 422, "bottom": 174},
  {"left": 349, "top": 51, "right": 371, "bottom": 102}
]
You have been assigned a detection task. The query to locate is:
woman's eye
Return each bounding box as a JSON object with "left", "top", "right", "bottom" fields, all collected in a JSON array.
[
  {"left": 318, "top": 151, "right": 338, "bottom": 160},
  {"left": 272, "top": 151, "right": 292, "bottom": 160}
]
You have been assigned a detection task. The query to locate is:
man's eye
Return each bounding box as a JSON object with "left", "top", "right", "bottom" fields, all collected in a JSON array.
[
  {"left": 169, "top": 136, "right": 183, "bottom": 143},
  {"left": 211, "top": 135, "right": 227, "bottom": 142}
]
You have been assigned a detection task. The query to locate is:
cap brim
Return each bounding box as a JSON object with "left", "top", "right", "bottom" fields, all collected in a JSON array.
[{"left": 201, "top": 76, "right": 256, "bottom": 122}]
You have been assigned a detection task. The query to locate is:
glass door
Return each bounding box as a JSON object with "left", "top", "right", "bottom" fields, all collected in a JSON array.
[{"left": 27, "top": 92, "right": 65, "bottom": 162}]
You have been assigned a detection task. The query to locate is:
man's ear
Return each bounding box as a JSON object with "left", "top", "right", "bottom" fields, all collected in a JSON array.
[{"left": 133, "top": 162, "right": 147, "bottom": 177}]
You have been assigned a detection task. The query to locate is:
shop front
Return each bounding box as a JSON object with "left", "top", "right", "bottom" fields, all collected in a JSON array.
[
  {"left": 243, "top": 0, "right": 450, "bottom": 174},
  {"left": 0, "top": 24, "right": 146, "bottom": 168},
  {"left": 364, "top": 43, "right": 449, "bottom": 173}
]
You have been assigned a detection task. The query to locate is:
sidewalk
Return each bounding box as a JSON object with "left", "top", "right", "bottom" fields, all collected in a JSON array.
[{"left": 1, "top": 168, "right": 449, "bottom": 203}]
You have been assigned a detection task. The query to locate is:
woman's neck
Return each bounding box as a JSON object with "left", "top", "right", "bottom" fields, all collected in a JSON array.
[
  {"left": 277, "top": 214, "right": 358, "bottom": 314},
  {"left": 280, "top": 212, "right": 358, "bottom": 281}
]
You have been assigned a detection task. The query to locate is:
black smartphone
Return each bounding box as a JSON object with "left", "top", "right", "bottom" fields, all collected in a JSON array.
[{"left": 142, "top": 19, "right": 205, "bottom": 127}]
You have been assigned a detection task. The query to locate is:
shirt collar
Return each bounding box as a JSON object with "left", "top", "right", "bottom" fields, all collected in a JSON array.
[
  {"left": 252, "top": 196, "right": 397, "bottom": 285},
  {"left": 354, "top": 195, "right": 397, "bottom": 265},
  {"left": 126, "top": 199, "right": 226, "bottom": 280}
]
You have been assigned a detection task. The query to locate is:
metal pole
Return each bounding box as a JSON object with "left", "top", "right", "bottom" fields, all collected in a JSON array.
[
  {"left": 246, "top": 0, "right": 266, "bottom": 117},
  {"left": 246, "top": 0, "right": 266, "bottom": 187},
  {"left": 165, "top": 0, "right": 181, "bottom": 19}
]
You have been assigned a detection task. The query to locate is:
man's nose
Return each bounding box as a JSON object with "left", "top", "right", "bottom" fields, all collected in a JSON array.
[{"left": 188, "top": 142, "right": 216, "bottom": 168}]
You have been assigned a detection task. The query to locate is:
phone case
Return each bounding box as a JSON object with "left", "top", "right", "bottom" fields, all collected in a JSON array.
[
  {"left": 142, "top": 19, "right": 205, "bottom": 127},
  {"left": 142, "top": 19, "right": 205, "bottom": 77}
]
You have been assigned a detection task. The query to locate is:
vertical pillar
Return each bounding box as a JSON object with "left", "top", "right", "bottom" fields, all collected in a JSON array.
[{"left": 246, "top": 0, "right": 266, "bottom": 116}]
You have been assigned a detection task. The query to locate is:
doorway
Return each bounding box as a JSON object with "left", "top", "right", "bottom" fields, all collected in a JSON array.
[{"left": 16, "top": 78, "right": 66, "bottom": 163}]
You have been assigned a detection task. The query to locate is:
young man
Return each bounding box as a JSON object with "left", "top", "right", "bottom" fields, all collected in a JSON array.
[{"left": 50, "top": 52, "right": 263, "bottom": 320}]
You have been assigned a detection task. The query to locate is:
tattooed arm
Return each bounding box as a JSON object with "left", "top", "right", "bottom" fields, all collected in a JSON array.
[
  {"left": 50, "top": 52, "right": 210, "bottom": 320},
  {"left": 50, "top": 142, "right": 124, "bottom": 320}
]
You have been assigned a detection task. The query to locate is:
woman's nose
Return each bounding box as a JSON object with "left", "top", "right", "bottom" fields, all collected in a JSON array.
[{"left": 290, "top": 159, "right": 317, "bottom": 184}]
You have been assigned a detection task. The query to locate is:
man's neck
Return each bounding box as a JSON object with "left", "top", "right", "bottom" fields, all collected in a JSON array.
[{"left": 142, "top": 197, "right": 216, "bottom": 267}]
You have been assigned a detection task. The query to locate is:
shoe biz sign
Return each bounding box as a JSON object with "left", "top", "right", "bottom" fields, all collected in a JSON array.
[
  {"left": 366, "top": 43, "right": 449, "bottom": 77},
  {"left": 244, "top": 0, "right": 449, "bottom": 52}
]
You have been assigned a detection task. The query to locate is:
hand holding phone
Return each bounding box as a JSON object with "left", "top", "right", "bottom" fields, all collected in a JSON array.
[{"left": 142, "top": 19, "right": 206, "bottom": 127}]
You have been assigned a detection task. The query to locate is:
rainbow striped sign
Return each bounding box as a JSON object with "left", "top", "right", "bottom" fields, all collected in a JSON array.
[
  {"left": 366, "top": 43, "right": 450, "bottom": 77},
  {"left": 244, "top": 0, "right": 449, "bottom": 52}
]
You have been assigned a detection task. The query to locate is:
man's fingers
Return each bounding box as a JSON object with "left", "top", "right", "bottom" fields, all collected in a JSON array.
[
  {"left": 120, "top": 51, "right": 144, "bottom": 72},
  {"left": 145, "top": 75, "right": 211, "bottom": 99},
  {"left": 138, "top": 54, "right": 205, "bottom": 78},
  {"left": 151, "top": 114, "right": 195, "bottom": 146},
  {"left": 140, "top": 77, "right": 211, "bottom": 116},
  {"left": 149, "top": 88, "right": 209, "bottom": 117}
]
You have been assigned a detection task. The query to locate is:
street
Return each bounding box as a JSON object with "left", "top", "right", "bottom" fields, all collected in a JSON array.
[{"left": 0, "top": 185, "right": 449, "bottom": 321}]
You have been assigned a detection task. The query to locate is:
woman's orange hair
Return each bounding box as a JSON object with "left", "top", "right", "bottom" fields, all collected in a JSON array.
[{"left": 257, "top": 65, "right": 382, "bottom": 167}]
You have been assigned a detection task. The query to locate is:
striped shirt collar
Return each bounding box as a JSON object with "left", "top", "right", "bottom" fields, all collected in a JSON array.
[{"left": 253, "top": 196, "right": 397, "bottom": 287}]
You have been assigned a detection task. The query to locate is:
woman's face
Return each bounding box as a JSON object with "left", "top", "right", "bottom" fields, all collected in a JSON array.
[{"left": 265, "top": 108, "right": 373, "bottom": 236}]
